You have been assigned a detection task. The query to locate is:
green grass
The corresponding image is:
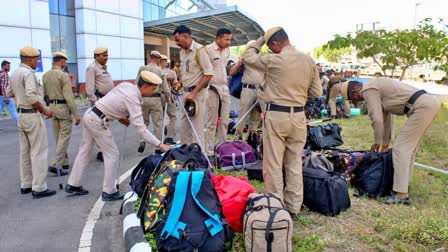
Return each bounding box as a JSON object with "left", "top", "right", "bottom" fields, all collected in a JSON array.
[{"left": 139, "top": 108, "right": 448, "bottom": 251}]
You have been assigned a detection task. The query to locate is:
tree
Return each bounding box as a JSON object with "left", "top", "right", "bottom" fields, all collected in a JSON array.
[{"left": 314, "top": 46, "right": 353, "bottom": 63}]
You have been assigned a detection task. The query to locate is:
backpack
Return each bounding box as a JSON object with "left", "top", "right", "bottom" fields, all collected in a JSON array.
[
  {"left": 351, "top": 150, "right": 394, "bottom": 198},
  {"left": 214, "top": 141, "right": 257, "bottom": 170},
  {"left": 163, "top": 143, "right": 209, "bottom": 169},
  {"left": 129, "top": 153, "right": 162, "bottom": 197},
  {"left": 306, "top": 123, "right": 343, "bottom": 150},
  {"left": 324, "top": 149, "right": 368, "bottom": 178},
  {"left": 137, "top": 160, "right": 187, "bottom": 233},
  {"left": 155, "top": 171, "right": 234, "bottom": 252},
  {"left": 228, "top": 65, "right": 244, "bottom": 99},
  {"left": 302, "top": 149, "right": 334, "bottom": 172},
  {"left": 243, "top": 193, "right": 293, "bottom": 252},
  {"left": 213, "top": 175, "right": 256, "bottom": 233}
]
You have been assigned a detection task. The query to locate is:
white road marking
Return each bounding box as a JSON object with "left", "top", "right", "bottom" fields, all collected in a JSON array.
[{"left": 78, "top": 166, "right": 135, "bottom": 252}]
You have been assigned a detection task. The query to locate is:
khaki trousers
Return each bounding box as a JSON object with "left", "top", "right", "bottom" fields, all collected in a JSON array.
[
  {"left": 18, "top": 112, "right": 48, "bottom": 192},
  {"left": 68, "top": 109, "right": 120, "bottom": 194},
  {"left": 50, "top": 117, "right": 72, "bottom": 167},
  {"left": 235, "top": 87, "right": 262, "bottom": 139},
  {"left": 392, "top": 95, "right": 441, "bottom": 193},
  {"left": 162, "top": 98, "right": 178, "bottom": 140},
  {"left": 263, "top": 110, "right": 307, "bottom": 214},
  {"left": 142, "top": 96, "right": 163, "bottom": 141},
  {"left": 180, "top": 89, "right": 205, "bottom": 146},
  {"left": 206, "top": 85, "right": 230, "bottom": 156}
]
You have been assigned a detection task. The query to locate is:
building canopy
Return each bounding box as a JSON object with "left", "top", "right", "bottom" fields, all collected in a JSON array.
[{"left": 144, "top": 6, "right": 264, "bottom": 46}]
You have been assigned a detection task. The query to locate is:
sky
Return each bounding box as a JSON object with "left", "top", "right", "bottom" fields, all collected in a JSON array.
[{"left": 227, "top": 0, "right": 448, "bottom": 53}]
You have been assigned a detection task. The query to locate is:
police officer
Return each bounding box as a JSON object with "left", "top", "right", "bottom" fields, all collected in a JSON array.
[
  {"left": 341, "top": 77, "right": 441, "bottom": 204},
  {"left": 6, "top": 47, "right": 56, "bottom": 198},
  {"left": 43, "top": 52, "right": 80, "bottom": 175},
  {"left": 160, "top": 54, "right": 178, "bottom": 145},
  {"left": 230, "top": 40, "right": 266, "bottom": 140},
  {"left": 172, "top": 25, "right": 214, "bottom": 146},
  {"left": 327, "top": 76, "right": 351, "bottom": 118},
  {"left": 86, "top": 47, "right": 114, "bottom": 161},
  {"left": 135, "top": 51, "right": 170, "bottom": 152},
  {"left": 66, "top": 71, "right": 172, "bottom": 200},
  {"left": 243, "top": 27, "right": 322, "bottom": 217},
  {"left": 205, "top": 28, "right": 232, "bottom": 157}
]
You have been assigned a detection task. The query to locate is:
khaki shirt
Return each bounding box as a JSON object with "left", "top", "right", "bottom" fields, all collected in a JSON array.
[
  {"left": 95, "top": 82, "right": 161, "bottom": 147},
  {"left": 243, "top": 43, "right": 322, "bottom": 106},
  {"left": 135, "top": 62, "right": 170, "bottom": 97},
  {"left": 7, "top": 63, "right": 44, "bottom": 109},
  {"left": 86, "top": 60, "right": 114, "bottom": 103},
  {"left": 242, "top": 63, "right": 264, "bottom": 86},
  {"left": 361, "top": 77, "right": 419, "bottom": 146},
  {"left": 179, "top": 40, "right": 214, "bottom": 88},
  {"left": 328, "top": 82, "right": 344, "bottom": 101},
  {"left": 206, "top": 41, "right": 229, "bottom": 86},
  {"left": 43, "top": 66, "right": 78, "bottom": 118}
]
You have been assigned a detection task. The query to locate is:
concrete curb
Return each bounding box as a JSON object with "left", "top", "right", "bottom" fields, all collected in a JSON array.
[{"left": 122, "top": 191, "right": 152, "bottom": 252}]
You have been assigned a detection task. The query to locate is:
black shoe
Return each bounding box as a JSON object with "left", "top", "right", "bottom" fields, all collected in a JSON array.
[
  {"left": 48, "top": 167, "right": 68, "bottom": 176},
  {"left": 96, "top": 152, "right": 104, "bottom": 162},
  {"left": 288, "top": 211, "right": 299, "bottom": 221},
  {"left": 343, "top": 114, "right": 351, "bottom": 119},
  {"left": 381, "top": 193, "right": 410, "bottom": 205},
  {"left": 21, "top": 188, "right": 32, "bottom": 194},
  {"left": 62, "top": 165, "right": 69, "bottom": 170},
  {"left": 137, "top": 142, "right": 146, "bottom": 153},
  {"left": 102, "top": 191, "right": 125, "bottom": 201},
  {"left": 65, "top": 184, "right": 89, "bottom": 195},
  {"left": 32, "top": 189, "right": 56, "bottom": 199},
  {"left": 164, "top": 138, "right": 176, "bottom": 145}
]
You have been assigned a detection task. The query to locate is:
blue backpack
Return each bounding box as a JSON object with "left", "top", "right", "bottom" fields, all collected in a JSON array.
[
  {"left": 228, "top": 65, "right": 244, "bottom": 99},
  {"left": 155, "top": 170, "right": 234, "bottom": 251}
]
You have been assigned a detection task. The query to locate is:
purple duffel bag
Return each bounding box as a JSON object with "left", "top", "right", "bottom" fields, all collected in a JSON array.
[{"left": 214, "top": 141, "right": 257, "bottom": 170}]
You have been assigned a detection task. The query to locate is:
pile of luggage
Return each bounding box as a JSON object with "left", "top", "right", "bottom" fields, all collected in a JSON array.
[{"left": 125, "top": 122, "right": 395, "bottom": 251}]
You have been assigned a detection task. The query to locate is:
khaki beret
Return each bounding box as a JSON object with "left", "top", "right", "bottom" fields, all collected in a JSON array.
[
  {"left": 94, "top": 47, "right": 108, "bottom": 55},
  {"left": 53, "top": 51, "right": 68, "bottom": 59},
  {"left": 20, "top": 47, "right": 40, "bottom": 57},
  {"left": 264, "top": 27, "right": 284, "bottom": 43},
  {"left": 140, "top": 71, "right": 162, "bottom": 85},
  {"left": 340, "top": 81, "right": 350, "bottom": 100},
  {"left": 150, "top": 51, "right": 162, "bottom": 58},
  {"left": 160, "top": 54, "right": 168, "bottom": 60}
]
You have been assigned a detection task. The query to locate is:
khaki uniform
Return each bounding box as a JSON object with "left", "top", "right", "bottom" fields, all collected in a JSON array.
[
  {"left": 234, "top": 62, "right": 265, "bottom": 139},
  {"left": 43, "top": 66, "right": 78, "bottom": 168},
  {"left": 243, "top": 43, "right": 322, "bottom": 213},
  {"left": 162, "top": 68, "right": 178, "bottom": 140},
  {"left": 86, "top": 60, "right": 114, "bottom": 104},
  {"left": 136, "top": 63, "right": 169, "bottom": 140},
  {"left": 205, "top": 42, "right": 231, "bottom": 155},
  {"left": 361, "top": 77, "right": 441, "bottom": 194},
  {"left": 329, "top": 82, "right": 351, "bottom": 117},
  {"left": 68, "top": 82, "right": 161, "bottom": 194},
  {"left": 7, "top": 63, "right": 49, "bottom": 192},
  {"left": 179, "top": 40, "right": 214, "bottom": 145}
]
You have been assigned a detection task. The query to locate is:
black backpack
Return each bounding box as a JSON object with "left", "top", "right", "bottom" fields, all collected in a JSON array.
[
  {"left": 306, "top": 123, "right": 343, "bottom": 150},
  {"left": 302, "top": 150, "right": 351, "bottom": 216},
  {"left": 129, "top": 154, "right": 162, "bottom": 197},
  {"left": 163, "top": 143, "right": 209, "bottom": 169},
  {"left": 154, "top": 170, "right": 234, "bottom": 252},
  {"left": 351, "top": 150, "right": 394, "bottom": 198}
]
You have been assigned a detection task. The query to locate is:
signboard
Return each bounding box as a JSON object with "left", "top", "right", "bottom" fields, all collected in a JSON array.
[{"left": 36, "top": 49, "right": 43, "bottom": 72}]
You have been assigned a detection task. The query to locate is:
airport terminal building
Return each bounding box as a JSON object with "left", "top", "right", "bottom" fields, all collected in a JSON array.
[{"left": 0, "top": 0, "right": 262, "bottom": 94}]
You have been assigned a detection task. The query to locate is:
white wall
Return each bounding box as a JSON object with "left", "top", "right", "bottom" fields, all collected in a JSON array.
[
  {"left": 75, "top": 0, "right": 144, "bottom": 82},
  {"left": 0, "top": 0, "right": 52, "bottom": 80}
]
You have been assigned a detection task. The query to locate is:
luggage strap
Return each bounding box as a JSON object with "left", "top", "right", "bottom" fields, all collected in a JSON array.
[
  {"left": 231, "top": 152, "right": 246, "bottom": 169},
  {"left": 266, "top": 208, "right": 282, "bottom": 252},
  {"left": 160, "top": 171, "right": 223, "bottom": 240}
]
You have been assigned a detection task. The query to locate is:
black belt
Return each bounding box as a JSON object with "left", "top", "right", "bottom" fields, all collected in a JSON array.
[
  {"left": 404, "top": 90, "right": 427, "bottom": 114},
  {"left": 17, "top": 108, "right": 37, "bottom": 113},
  {"left": 91, "top": 106, "right": 107, "bottom": 120},
  {"left": 266, "top": 103, "right": 304, "bottom": 113},
  {"left": 49, "top": 99, "right": 67, "bottom": 104},
  {"left": 95, "top": 90, "right": 105, "bottom": 98},
  {"left": 149, "top": 93, "right": 161, "bottom": 98},
  {"left": 183, "top": 85, "right": 197, "bottom": 92},
  {"left": 243, "top": 83, "right": 257, "bottom": 89}
]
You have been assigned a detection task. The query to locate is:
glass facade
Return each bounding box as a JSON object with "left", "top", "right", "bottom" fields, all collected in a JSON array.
[
  {"left": 48, "top": 0, "right": 78, "bottom": 84},
  {"left": 143, "top": 0, "right": 197, "bottom": 22}
]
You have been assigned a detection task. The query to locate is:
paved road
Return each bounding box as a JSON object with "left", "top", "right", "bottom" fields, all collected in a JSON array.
[{"left": 0, "top": 108, "right": 159, "bottom": 252}]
